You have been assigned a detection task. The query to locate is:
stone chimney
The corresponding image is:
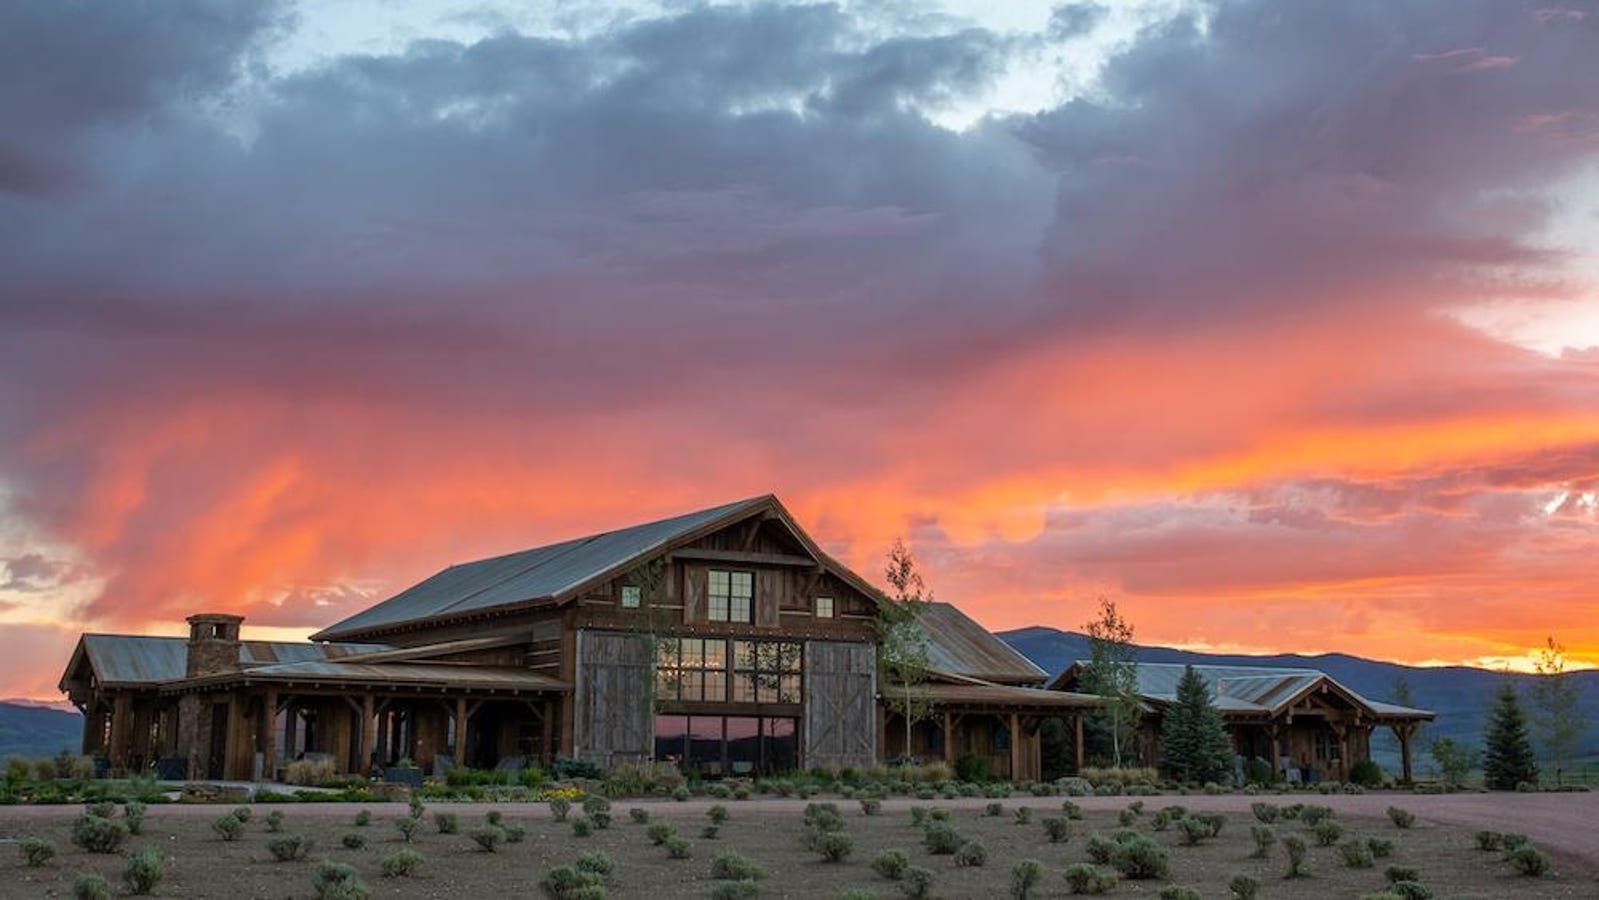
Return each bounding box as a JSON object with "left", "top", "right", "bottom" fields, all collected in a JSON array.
[{"left": 185, "top": 613, "right": 244, "bottom": 677}]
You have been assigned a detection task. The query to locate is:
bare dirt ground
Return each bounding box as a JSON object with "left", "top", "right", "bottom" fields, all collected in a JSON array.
[{"left": 2, "top": 792, "right": 1595, "bottom": 898}]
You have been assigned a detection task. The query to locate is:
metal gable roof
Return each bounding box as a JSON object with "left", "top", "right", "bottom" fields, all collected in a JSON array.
[
  {"left": 1062, "top": 661, "right": 1432, "bottom": 719},
  {"left": 312, "top": 496, "right": 768, "bottom": 639},
  {"left": 916, "top": 602, "right": 1048, "bottom": 685},
  {"left": 73, "top": 634, "right": 390, "bottom": 687}
]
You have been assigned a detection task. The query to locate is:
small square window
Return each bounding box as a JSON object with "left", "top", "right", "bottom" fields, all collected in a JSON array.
[
  {"left": 621, "top": 585, "right": 642, "bottom": 608},
  {"left": 815, "top": 596, "right": 834, "bottom": 619}
]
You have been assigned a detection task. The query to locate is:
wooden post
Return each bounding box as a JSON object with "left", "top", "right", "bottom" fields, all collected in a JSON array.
[
  {"left": 1073, "top": 713, "right": 1085, "bottom": 772},
  {"left": 1008, "top": 712, "right": 1021, "bottom": 782},
  {"left": 1395, "top": 724, "right": 1414, "bottom": 784},
  {"left": 541, "top": 699, "right": 555, "bottom": 766},
  {"left": 942, "top": 711, "right": 955, "bottom": 765},
  {"left": 1267, "top": 724, "right": 1283, "bottom": 779},
  {"left": 454, "top": 697, "right": 468, "bottom": 767},
  {"left": 361, "top": 694, "right": 376, "bottom": 775},
  {"left": 108, "top": 692, "right": 133, "bottom": 773},
  {"left": 261, "top": 688, "right": 278, "bottom": 781}
]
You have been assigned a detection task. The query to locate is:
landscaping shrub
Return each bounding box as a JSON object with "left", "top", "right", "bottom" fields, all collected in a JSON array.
[
  {"left": 1281, "top": 802, "right": 1304, "bottom": 820},
  {"left": 1340, "top": 839, "right": 1374, "bottom": 868},
  {"left": 1387, "top": 806, "right": 1415, "bottom": 828},
  {"left": 1042, "top": 816, "right": 1072, "bottom": 843},
  {"left": 122, "top": 848, "right": 165, "bottom": 896},
  {"left": 1013, "top": 806, "right": 1032, "bottom": 825},
  {"left": 73, "top": 873, "right": 113, "bottom": 900},
  {"left": 1117, "top": 807, "right": 1136, "bottom": 827},
  {"left": 1299, "top": 804, "right": 1333, "bottom": 826},
  {"left": 1228, "top": 873, "right": 1259, "bottom": 900},
  {"left": 485, "top": 809, "right": 503, "bottom": 825},
  {"left": 1473, "top": 830, "right": 1503, "bottom": 851},
  {"left": 342, "top": 832, "right": 367, "bottom": 850},
  {"left": 1108, "top": 835, "right": 1168, "bottom": 879},
  {"left": 1062, "top": 863, "right": 1118, "bottom": 895},
  {"left": 268, "top": 833, "right": 313, "bottom": 862},
  {"left": 629, "top": 807, "right": 650, "bottom": 824},
  {"left": 1060, "top": 799, "right": 1084, "bottom": 820},
  {"left": 711, "top": 852, "right": 767, "bottom": 881},
  {"left": 1388, "top": 882, "right": 1434, "bottom": 900},
  {"left": 1506, "top": 844, "right": 1553, "bottom": 877},
  {"left": 1196, "top": 811, "right": 1226, "bottom": 836},
  {"left": 709, "top": 882, "right": 757, "bottom": 900},
  {"left": 394, "top": 816, "right": 420, "bottom": 842},
  {"left": 816, "top": 831, "right": 855, "bottom": 863},
  {"left": 871, "top": 848, "right": 910, "bottom": 880},
  {"left": 576, "top": 851, "right": 615, "bottom": 880},
  {"left": 1384, "top": 865, "right": 1420, "bottom": 883},
  {"left": 124, "top": 801, "right": 146, "bottom": 835},
  {"left": 265, "top": 810, "right": 285, "bottom": 833},
  {"left": 1011, "top": 859, "right": 1045, "bottom": 899},
  {"left": 85, "top": 801, "right": 116, "bottom": 818},
  {"left": 1282, "top": 835, "right": 1309, "bottom": 878},
  {"left": 1176, "top": 816, "right": 1216, "bottom": 845},
  {"left": 592, "top": 810, "right": 613, "bottom": 829},
  {"left": 212, "top": 812, "right": 246, "bottom": 842},
  {"left": 571, "top": 814, "right": 595, "bottom": 837},
  {"left": 1085, "top": 834, "right": 1117, "bottom": 864},
  {"left": 19, "top": 837, "right": 56, "bottom": 867},
  {"left": 1249, "top": 823, "right": 1276, "bottom": 858},
  {"left": 540, "top": 865, "right": 605, "bottom": 900},
  {"left": 839, "top": 891, "right": 875, "bottom": 900},
  {"left": 900, "top": 866, "right": 935, "bottom": 900},
  {"left": 471, "top": 825, "right": 504, "bottom": 852},
  {"left": 1158, "top": 888, "right": 1201, "bottom": 900},
  {"left": 408, "top": 794, "right": 426, "bottom": 819},
  {"left": 283, "top": 757, "right": 338, "bottom": 786},
  {"left": 708, "top": 804, "right": 731, "bottom": 824},
  {"left": 434, "top": 812, "right": 459, "bottom": 834},
  {"left": 354, "top": 809, "right": 372, "bottom": 827},
  {"left": 1367, "top": 836, "right": 1395, "bottom": 857},
  {"left": 1502, "top": 832, "right": 1531, "bottom": 850},
  {"left": 1312, "top": 819, "right": 1344, "bottom": 846},
  {"left": 859, "top": 798, "right": 882, "bottom": 816},
  {"left": 702, "top": 824, "right": 722, "bottom": 839},
  {"left": 380, "top": 848, "right": 423, "bottom": 877},
  {"left": 665, "top": 834, "right": 691, "bottom": 859},
  {"left": 503, "top": 822, "right": 527, "bottom": 843},
  {"left": 550, "top": 797, "right": 572, "bottom": 821},
  {"left": 953, "top": 840, "right": 987, "bottom": 867},
  {"left": 647, "top": 822, "right": 677, "bottom": 845},
  {"left": 232, "top": 805, "right": 253, "bottom": 823},
  {"left": 984, "top": 801, "right": 1004, "bottom": 817},
  {"left": 1349, "top": 759, "right": 1384, "bottom": 787},
  {"left": 73, "top": 814, "right": 130, "bottom": 853},
  {"left": 1251, "top": 802, "right": 1280, "bottom": 823},
  {"left": 921, "top": 822, "right": 961, "bottom": 855}
]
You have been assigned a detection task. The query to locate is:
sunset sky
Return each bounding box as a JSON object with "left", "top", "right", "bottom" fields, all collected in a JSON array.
[{"left": 3, "top": 0, "right": 1599, "bottom": 699}]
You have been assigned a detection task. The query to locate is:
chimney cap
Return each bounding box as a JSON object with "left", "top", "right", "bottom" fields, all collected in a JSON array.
[{"left": 186, "top": 613, "right": 244, "bottom": 627}]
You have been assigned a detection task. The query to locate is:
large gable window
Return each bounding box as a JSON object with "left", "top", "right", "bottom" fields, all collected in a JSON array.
[{"left": 708, "top": 570, "right": 753, "bottom": 623}]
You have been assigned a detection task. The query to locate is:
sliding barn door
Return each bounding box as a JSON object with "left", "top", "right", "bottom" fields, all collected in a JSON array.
[
  {"left": 574, "top": 630, "right": 654, "bottom": 767},
  {"left": 804, "top": 641, "right": 877, "bottom": 769}
]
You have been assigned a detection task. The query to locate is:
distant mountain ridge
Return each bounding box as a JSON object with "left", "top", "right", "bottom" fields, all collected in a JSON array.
[
  {"left": 999, "top": 626, "right": 1599, "bottom": 766},
  {"left": 0, "top": 701, "right": 83, "bottom": 759}
]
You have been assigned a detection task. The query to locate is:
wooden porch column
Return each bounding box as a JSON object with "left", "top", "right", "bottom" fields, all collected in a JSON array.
[
  {"left": 454, "top": 697, "right": 468, "bottom": 767},
  {"left": 261, "top": 688, "right": 278, "bottom": 781},
  {"left": 1394, "top": 724, "right": 1414, "bottom": 784},
  {"left": 942, "top": 711, "right": 955, "bottom": 765},
  {"left": 360, "top": 694, "right": 377, "bottom": 775},
  {"left": 108, "top": 691, "right": 133, "bottom": 772},
  {"left": 541, "top": 699, "right": 556, "bottom": 766},
  {"left": 1267, "top": 724, "right": 1283, "bottom": 779},
  {"left": 1073, "top": 713, "right": 1085, "bottom": 772},
  {"left": 224, "top": 693, "right": 245, "bottom": 780},
  {"left": 1008, "top": 713, "right": 1021, "bottom": 782}
]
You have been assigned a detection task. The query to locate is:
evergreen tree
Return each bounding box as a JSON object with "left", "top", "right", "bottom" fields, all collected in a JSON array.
[
  {"left": 1481, "top": 681, "right": 1539, "bottom": 790},
  {"left": 1159, "top": 665, "right": 1235, "bottom": 784}
]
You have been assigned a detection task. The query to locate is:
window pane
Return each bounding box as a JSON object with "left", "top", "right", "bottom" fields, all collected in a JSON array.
[
  {"left": 731, "top": 571, "right": 753, "bottom": 596},
  {"left": 734, "top": 641, "right": 756, "bottom": 670},
  {"left": 709, "top": 570, "right": 729, "bottom": 595},
  {"left": 681, "top": 670, "right": 703, "bottom": 701},
  {"left": 708, "top": 595, "right": 728, "bottom": 621},
  {"left": 654, "top": 715, "right": 687, "bottom": 764},
  {"left": 815, "top": 596, "right": 833, "bottom": 618},
  {"left": 688, "top": 716, "right": 723, "bottom": 771},
  {"left": 621, "top": 585, "right": 642, "bottom": 608},
  {"left": 731, "top": 594, "right": 751, "bottom": 623},
  {"left": 703, "top": 639, "right": 727, "bottom": 669},
  {"left": 726, "top": 717, "right": 759, "bottom": 775},
  {"left": 779, "top": 674, "right": 802, "bottom": 703},
  {"left": 732, "top": 674, "right": 757, "bottom": 703},
  {"left": 763, "top": 717, "right": 797, "bottom": 772},
  {"left": 703, "top": 670, "right": 726, "bottom": 702},
  {"left": 656, "top": 637, "right": 679, "bottom": 664},
  {"left": 656, "top": 666, "right": 680, "bottom": 700},
  {"left": 781, "top": 643, "right": 803, "bottom": 672}
]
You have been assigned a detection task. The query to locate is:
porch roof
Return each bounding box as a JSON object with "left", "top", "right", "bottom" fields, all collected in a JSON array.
[
  {"left": 1051, "top": 661, "right": 1433, "bottom": 722},
  {"left": 896, "top": 681, "right": 1100, "bottom": 711},
  {"left": 915, "top": 602, "right": 1048, "bottom": 685},
  {"left": 161, "top": 660, "right": 571, "bottom": 694},
  {"left": 63, "top": 633, "right": 391, "bottom": 689}
]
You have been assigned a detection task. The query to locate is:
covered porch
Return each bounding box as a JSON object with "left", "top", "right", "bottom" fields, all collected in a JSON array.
[{"left": 880, "top": 682, "right": 1099, "bottom": 781}]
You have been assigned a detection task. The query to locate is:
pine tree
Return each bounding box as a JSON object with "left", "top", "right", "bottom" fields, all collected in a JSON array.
[
  {"left": 1159, "top": 665, "right": 1235, "bottom": 784},
  {"left": 1481, "top": 681, "right": 1539, "bottom": 790}
]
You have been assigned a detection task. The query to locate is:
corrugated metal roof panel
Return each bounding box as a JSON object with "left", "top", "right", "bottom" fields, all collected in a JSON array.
[
  {"left": 81, "top": 635, "right": 389, "bottom": 686},
  {"left": 314, "top": 496, "right": 766, "bottom": 639},
  {"left": 203, "top": 660, "right": 569, "bottom": 692},
  {"left": 902, "top": 681, "right": 1099, "bottom": 708},
  {"left": 917, "top": 603, "right": 1046, "bottom": 685},
  {"left": 1067, "top": 661, "right": 1432, "bottom": 719}
]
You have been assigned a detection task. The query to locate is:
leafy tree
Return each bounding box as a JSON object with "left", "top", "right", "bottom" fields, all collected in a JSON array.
[
  {"left": 1528, "top": 636, "right": 1586, "bottom": 785},
  {"left": 1159, "top": 665, "right": 1234, "bottom": 784},
  {"left": 877, "top": 538, "right": 933, "bottom": 762},
  {"left": 1427, "top": 737, "right": 1476, "bottom": 788},
  {"left": 1081, "top": 597, "right": 1141, "bottom": 767},
  {"left": 1482, "top": 681, "right": 1539, "bottom": 790}
]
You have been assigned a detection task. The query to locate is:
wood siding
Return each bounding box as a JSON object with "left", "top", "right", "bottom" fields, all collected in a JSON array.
[
  {"left": 803, "top": 641, "right": 877, "bottom": 770},
  {"left": 573, "top": 630, "right": 655, "bottom": 766}
]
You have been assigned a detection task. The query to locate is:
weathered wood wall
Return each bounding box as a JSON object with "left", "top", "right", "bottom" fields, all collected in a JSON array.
[
  {"left": 573, "top": 630, "right": 655, "bottom": 766},
  {"left": 803, "top": 640, "right": 877, "bottom": 770}
]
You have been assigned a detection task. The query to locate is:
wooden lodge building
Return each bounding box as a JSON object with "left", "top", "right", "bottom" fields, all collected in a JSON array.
[
  {"left": 1049, "top": 662, "right": 1434, "bottom": 783},
  {"left": 60, "top": 495, "right": 1099, "bottom": 783}
]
